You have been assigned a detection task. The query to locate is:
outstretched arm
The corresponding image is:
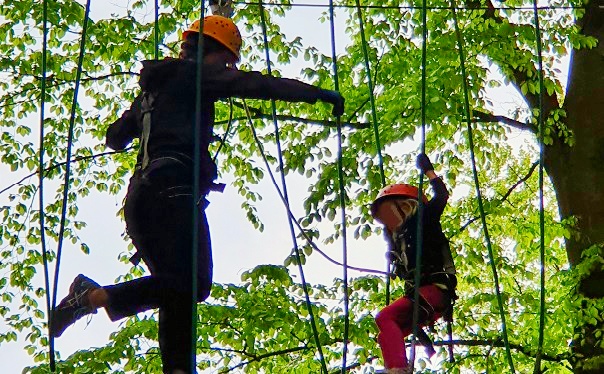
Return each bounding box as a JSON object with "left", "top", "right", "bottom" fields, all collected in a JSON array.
[{"left": 206, "top": 65, "right": 344, "bottom": 116}]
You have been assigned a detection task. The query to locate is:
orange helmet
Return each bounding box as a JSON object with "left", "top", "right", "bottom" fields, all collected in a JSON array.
[
  {"left": 370, "top": 184, "right": 427, "bottom": 218},
  {"left": 182, "top": 15, "right": 242, "bottom": 60}
]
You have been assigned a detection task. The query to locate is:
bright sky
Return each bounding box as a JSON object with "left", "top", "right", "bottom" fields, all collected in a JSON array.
[{"left": 1, "top": 0, "right": 569, "bottom": 373}]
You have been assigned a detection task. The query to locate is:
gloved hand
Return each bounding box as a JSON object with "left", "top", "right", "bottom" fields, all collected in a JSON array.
[
  {"left": 416, "top": 153, "right": 434, "bottom": 173},
  {"left": 321, "top": 90, "right": 345, "bottom": 117}
]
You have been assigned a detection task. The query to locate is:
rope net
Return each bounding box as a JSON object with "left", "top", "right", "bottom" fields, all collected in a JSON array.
[{"left": 1, "top": 0, "right": 566, "bottom": 372}]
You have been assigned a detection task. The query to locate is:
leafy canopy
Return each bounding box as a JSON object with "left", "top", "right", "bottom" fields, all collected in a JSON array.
[{"left": 0, "top": 0, "right": 591, "bottom": 372}]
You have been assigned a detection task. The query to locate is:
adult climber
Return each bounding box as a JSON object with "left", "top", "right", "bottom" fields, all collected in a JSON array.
[{"left": 51, "top": 15, "right": 344, "bottom": 374}]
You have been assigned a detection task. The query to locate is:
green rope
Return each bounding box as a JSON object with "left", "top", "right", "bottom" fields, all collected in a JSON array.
[
  {"left": 450, "top": 4, "right": 516, "bottom": 372},
  {"left": 327, "top": 2, "right": 350, "bottom": 372},
  {"left": 409, "top": 0, "right": 428, "bottom": 368},
  {"left": 52, "top": 0, "right": 91, "bottom": 352},
  {"left": 531, "top": 3, "right": 546, "bottom": 373},
  {"left": 38, "top": 0, "right": 54, "bottom": 371},
  {"left": 352, "top": 0, "right": 391, "bottom": 304},
  {"left": 154, "top": 0, "right": 159, "bottom": 59},
  {"left": 257, "top": 2, "right": 328, "bottom": 373},
  {"left": 212, "top": 99, "right": 235, "bottom": 162},
  {"left": 192, "top": 6, "right": 207, "bottom": 373}
]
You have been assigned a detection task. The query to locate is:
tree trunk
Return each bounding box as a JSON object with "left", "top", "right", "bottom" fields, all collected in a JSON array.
[{"left": 544, "top": 2, "right": 604, "bottom": 372}]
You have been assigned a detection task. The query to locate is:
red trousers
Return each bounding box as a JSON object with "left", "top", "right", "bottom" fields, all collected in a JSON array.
[{"left": 375, "top": 285, "right": 447, "bottom": 369}]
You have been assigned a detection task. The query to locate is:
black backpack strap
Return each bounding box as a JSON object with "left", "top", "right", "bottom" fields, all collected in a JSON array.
[
  {"left": 139, "top": 91, "right": 155, "bottom": 170},
  {"left": 441, "top": 240, "right": 457, "bottom": 278}
]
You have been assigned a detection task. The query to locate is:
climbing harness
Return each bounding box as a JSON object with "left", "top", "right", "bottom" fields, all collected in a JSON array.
[
  {"left": 140, "top": 92, "right": 155, "bottom": 170},
  {"left": 388, "top": 219, "right": 458, "bottom": 363}
]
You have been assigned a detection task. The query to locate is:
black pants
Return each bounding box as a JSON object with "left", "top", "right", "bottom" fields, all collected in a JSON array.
[{"left": 104, "top": 166, "right": 212, "bottom": 373}]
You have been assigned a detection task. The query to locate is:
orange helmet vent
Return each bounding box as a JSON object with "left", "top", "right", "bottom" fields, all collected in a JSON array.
[{"left": 182, "top": 15, "right": 242, "bottom": 61}]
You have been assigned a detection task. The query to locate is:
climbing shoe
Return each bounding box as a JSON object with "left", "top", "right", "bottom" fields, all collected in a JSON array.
[{"left": 50, "top": 274, "right": 100, "bottom": 337}]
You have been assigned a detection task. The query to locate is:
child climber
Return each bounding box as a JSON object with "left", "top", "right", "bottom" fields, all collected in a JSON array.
[{"left": 371, "top": 153, "right": 457, "bottom": 374}]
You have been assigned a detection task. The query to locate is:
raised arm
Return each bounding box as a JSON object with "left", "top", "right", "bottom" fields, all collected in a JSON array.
[{"left": 417, "top": 153, "right": 449, "bottom": 218}]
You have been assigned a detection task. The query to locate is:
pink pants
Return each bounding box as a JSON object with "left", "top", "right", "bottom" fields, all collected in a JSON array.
[{"left": 375, "top": 285, "right": 447, "bottom": 369}]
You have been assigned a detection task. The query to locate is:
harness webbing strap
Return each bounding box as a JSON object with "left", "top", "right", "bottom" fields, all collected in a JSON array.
[
  {"left": 442, "top": 242, "right": 457, "bottom": 276},
  {"left": 140, "top": 92, "right": 155, "bottom": 169}
]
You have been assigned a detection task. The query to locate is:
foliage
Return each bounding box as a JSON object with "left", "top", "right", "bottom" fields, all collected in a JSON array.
[{"left": 0, "top": 0, "right": 596, "bottom": 373}]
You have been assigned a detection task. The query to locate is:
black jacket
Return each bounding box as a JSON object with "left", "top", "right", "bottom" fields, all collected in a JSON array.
[
  {"left": 106, "top": 58, "right": 331, "bottom": 183},
  {"left": 391, "top": 177, "right": 453, "bottom": 288}
]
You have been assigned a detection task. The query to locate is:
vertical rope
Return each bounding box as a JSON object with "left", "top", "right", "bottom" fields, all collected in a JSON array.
[
  {"left": 154, "top": 0, "right": 159, "bottom": 59},
  {"left": 256, "top": 3, "right": 328, "bottom": 372},
  {"left": 51, "top": 0, "right": 92, "bottom": 350},
  {"left": 450, "top": 4, "right": 515, "bottom": 372},
  {"left": 409, "top": 0, "right": 428, "bottom": 369},
  {"left": 327, "top": 1, "right": 350, "bottom": 372},
  {"left": 38, "top": 0, "right": 54, "bottom": 370},
  {"left": 352, "top": 0, "right": 391, "bottom": 304},
  {"left": 192, "top": 6, "right": 207, "bottom": 373},
  {"left": 408, "top": 0, "right": 428, "bottom": 368},
  {"left": 531, "top": 3, "right": 546, "bottom": 373}
]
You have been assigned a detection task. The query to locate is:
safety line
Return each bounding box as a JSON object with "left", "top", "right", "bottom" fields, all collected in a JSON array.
[
  {"left": 256, "top": 2, "right": 328, "bottom": 372},
  {"left": 531, "top": 2, "right": 547, "bottom": 372},
  {"left": 213, "top": 99, "right": 235, "bottom": 162},
  {"left": 408, "top": 0, "right": 428, "bottom": 368},
  {"left": 192, "top": 5, "right": 207, "bottom": 373},
  {"left": 240, "top": 100, "right": 388, "bottom": 277},
  {"left": 232, "top": 1, "right": 581, "bottom": 11},
  {"left": 327, "top": 2, "right": 351, "bottom": 372},
  {"left": 450, "top": 4, "right": 515, "bottom": 372},
  {"left": 242, "top": 102, "right": 396, "bottom": 374},
  {"left": 154, "top": 0, "right": 159, "bottom": 59},
  {"left": 51, "top": 4, "right": 91, "bottom": 373},
  {"left": 38, "top": 0, "right": 55, "bottom": 370},
  {"left": 352, "top": 0, "right": 391, "bottom": 304}
]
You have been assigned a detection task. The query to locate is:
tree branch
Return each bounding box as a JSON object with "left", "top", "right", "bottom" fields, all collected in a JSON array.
[
  {"left": 221, "top": 345, "right": 313, "bottom": 373},
  {"left": 473, "top": 109, "right": 535, "bottom": 133},
  {"left": 452, "top": 160, "right": 539, "bottom": 237},
  {"left": 467, "top": 0, "right": 559, "bottom": 117},
  {"left": 0, "top": 72, "right": 139, "bottom": 109},
  {"left": 431, "top": 339, "right": 568, "bottom": 362},
  {"left": 0, "top": 147, "right": 133, "bottom": 196},
  {"left": 227, "top": 101, "right": 370, "bottom": 129}
]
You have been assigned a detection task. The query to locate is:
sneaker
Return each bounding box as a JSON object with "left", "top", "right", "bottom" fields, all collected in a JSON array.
[{"left": 50, "top": 274, "right": 100, "bottom": 337}]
